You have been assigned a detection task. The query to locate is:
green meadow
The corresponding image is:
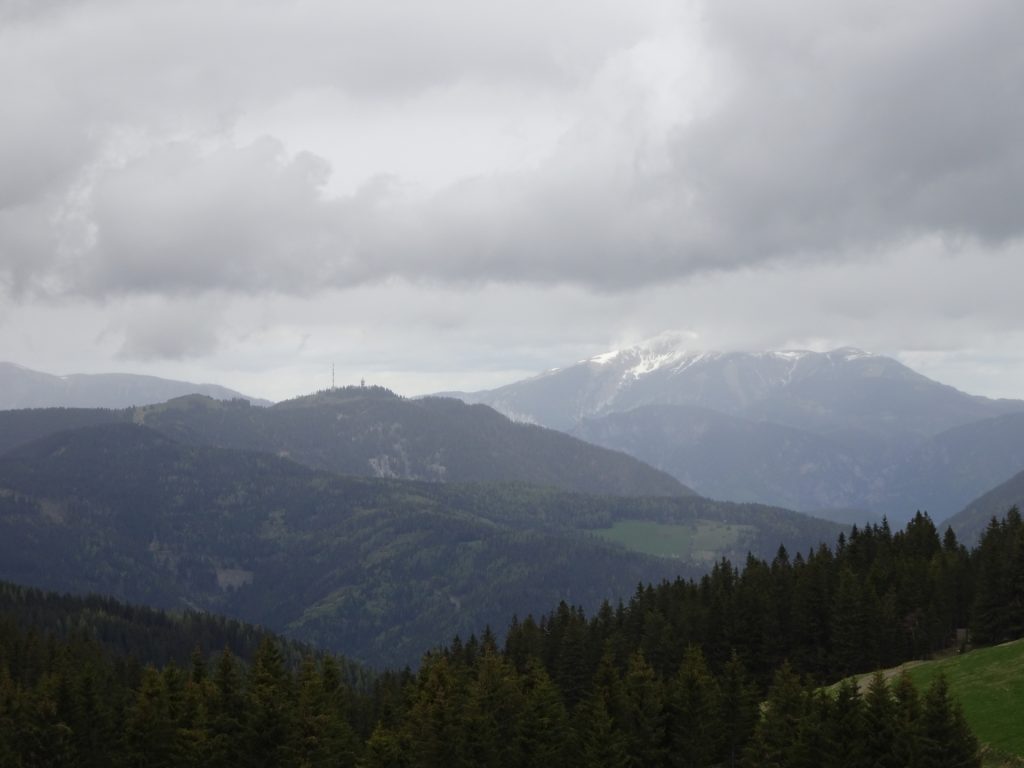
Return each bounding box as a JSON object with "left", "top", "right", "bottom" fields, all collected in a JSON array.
[
  {"left": 595, "top": 519, "right": 756, "bottom": 561},
  {"left": 849, "top": 638, "right": 1024, "bottom": 767}
]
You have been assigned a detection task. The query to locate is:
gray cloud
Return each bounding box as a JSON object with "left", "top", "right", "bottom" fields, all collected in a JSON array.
[
  {"left": 2, "top": 0, "right": 1024, "bottom": 391},
  {"left": 79, "top": 138, "right": 347, "bottom": 296},
  {"left": 114, "top": 304, "right": 221, "bottom": 361},
  {"left": 676, "top": 0, "right": 1024, "bottom": 260},
  {"left": 0, "top": 0, "right": 666, "bottom": 297}
]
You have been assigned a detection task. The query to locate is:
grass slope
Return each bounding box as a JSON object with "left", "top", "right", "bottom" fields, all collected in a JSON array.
[
  {"left": 852, "top": 639, "right": 1024, "bottom": 765},
  {"left": 595, "top": 519, "right": 757, "bottom": 562},
  {"left": 903, "top": 640, "right": 1024, "bottom": 765}
]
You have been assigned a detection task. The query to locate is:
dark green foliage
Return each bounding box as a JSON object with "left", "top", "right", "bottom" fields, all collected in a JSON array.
[
  {"left": 717, "top": 651, "right": 759, "bottom": 768},
  {"left": 0, "top": 406, "right": 133, "bottom": 456},
  {"left": 668, "top": 646, "right": 722, "bottom": 767},
  {"left": 0, "top": 580, "right": 347, "bottom": 676},
  {"left": 824, "top": 678, "right": 868, "bottom": 768},
  {"left": 971, "top": 507, "right": 1024, "bottom": 644},
  {"left": 3, "top": 463, "right": 1020, "bottom": 767},
  {"left": 517, "top": 659, "right": 571, "bottom": 766},
  {"left": 918, "top": 675, "right": 981, "bottom": 768},
  {"left": 620, "top": 651, "right": 667, "bottom": 768},
  {"left": 0, "top": 422, "right": 842, "bottom": 667},
  {"left": 4, "top": 493, "right": 1016, "bottom": 768}
]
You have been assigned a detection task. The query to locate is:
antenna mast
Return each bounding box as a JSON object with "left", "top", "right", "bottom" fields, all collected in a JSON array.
[{"left": 332, "top": 363, "right": 335, "bottom": 390}]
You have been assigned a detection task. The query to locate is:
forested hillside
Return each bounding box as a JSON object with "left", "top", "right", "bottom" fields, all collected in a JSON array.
[
  {"left": 942, "top": 467, "right": 1024, "bottom": 546},
  {"left": 0, "top": 423, "right": 841, "bottom": 667},
  {"left": 0, "top": 580, "right": 368, "bottom": 684},
  {"left": 6, "top": 507, "right": 1022, "bottom": 766},
  {"left": 0, "top": 387, "right": 693, "bottom": 499}
]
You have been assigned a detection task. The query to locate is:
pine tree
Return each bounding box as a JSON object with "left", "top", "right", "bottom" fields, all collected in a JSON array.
[
  {"left": 741, "top": 663, "right": 812, "bottom": 768},
  {"left": 718, "top": 650, "right": 758, "bottom": 768},
  {"left": 620, "top": 651, "right": 667, "bottom": 768},
  {"left": 361, "top": 724, "right": 409, "bottom": 768},
  {"left": 890, "top": 673, "right": 923, "bottom": 768},
  {"left": 208, "top": 648, "right": 246, "bottom": 768},
  {"left": 971, "top": 512, "right": 1020, "bottom": 644},
  {"left": 518, "top": 659, "right": 571, "bottom": 767},
  {"left": 574, "top": 687, "right": 630, "bottom": 768},
  {"left": 0, "top": 664, "right": 17, "bottom": 767},
  {"left": 124, "top": 666, "right": 176, "bottom": 768},
  {"left": 552, "top": 606, "right": 591, "bottom": 709},
  {"left": 668, "top": 646, "right": 722, "bottom": 768},
  {"left": 918, "top": 675, "right": 980, "bottom": 768},
  {"left": 862, "top": 672, "right": 900, "bottom": 768},
  {"left": 405, "top": 654, "right": 469, "bottom": 768},
  {"left": 244, "top": 638, "right": 299, "bottom": 768},
  {"left": 463, "top": 648, "right": 524, "bottom": 768},
  {"left": 831, "top": 568, "right": 872, "bottom": 676},
  {"left": 823, "top": 678, "right": 868, "bottom": 768},
  {"left": 297, "top": 656, "right": 359, "bottom": 768}
]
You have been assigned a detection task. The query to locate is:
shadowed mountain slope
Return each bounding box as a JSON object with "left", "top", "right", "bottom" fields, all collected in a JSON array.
[
  {"left": 0, "top": 386, "right": 693, "bottom": 499},
  {"left": 446, "top": 342, "right": 1024, "bottom": 523},
  {"left": 0, "top": 423, "right": 841, "bottom": 665},
  {"left": 941, "top": 467, "right": 1024, "bottom": 547}
]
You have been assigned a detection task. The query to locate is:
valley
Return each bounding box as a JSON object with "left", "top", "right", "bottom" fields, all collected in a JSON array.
[{"left": 1, "top": 350, "right": 1022, "bottom": 766}]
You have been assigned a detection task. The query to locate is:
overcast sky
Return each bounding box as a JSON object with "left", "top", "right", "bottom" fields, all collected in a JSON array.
[{"left": 2, "top": 0, "right": 1023, "bottom": 402}]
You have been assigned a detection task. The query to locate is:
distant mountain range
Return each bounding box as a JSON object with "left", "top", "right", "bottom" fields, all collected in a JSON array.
[
  {"left": 943, "top": 466, "right": 1024, "bottom": 546},
  {"left": 0, "top": 386, "right": 692, "bottom": 499},
  {"left": 0, "top": 422, "right": 841, "bottom": 666},
  {"left": 0, "top": 361, "right": 269, "bottom": 409},
  {"left": 445, "top": 338, "right": 1024, "bottom": 524}
]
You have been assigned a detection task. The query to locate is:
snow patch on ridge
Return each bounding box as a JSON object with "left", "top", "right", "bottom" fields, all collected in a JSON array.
[
  {"left": 626, "top": 348, "right": 711, "bottom": 379},
  {"left": 577, "top": 339, "right": 874, "bottom": 384},
  {"left": 833, "top": 347, "right": 871, "bottom": 361},
  {"left": 774, "top": 349, "right": 813, "bottom": 361},
  {"left": 587, "top": 350, "right": 621, "bottom": 365}
]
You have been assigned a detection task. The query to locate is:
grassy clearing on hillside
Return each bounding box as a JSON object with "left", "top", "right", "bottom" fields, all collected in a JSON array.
[
  {"left": 595, "top": 519, "right": 755, "bottom": 561},
  {"left": 905, "top": 640, "right": 1024, "bottom": 764},
  {"left": 847, "top": 638, "right": 1024, "bottom": 766}
]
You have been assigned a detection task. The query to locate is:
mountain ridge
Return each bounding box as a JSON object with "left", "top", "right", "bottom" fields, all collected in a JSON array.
[
  {"left": 0, "top": 421, "right": 843, "bottom": 666},
  {"left": 441, "top": 339, "right": 1024, "bottom": 523},
  {"left": 0, "top": 386, "right": 695, "bottom": 500},
  {"left": 448, "top": 342, "right": 1022, "bottom": 435},
  {"left": 0, "top": 360, "right": 271, "bottom": 410},
  {"left": 941, "top": 464, "right": 1024, "bottom": 546}
]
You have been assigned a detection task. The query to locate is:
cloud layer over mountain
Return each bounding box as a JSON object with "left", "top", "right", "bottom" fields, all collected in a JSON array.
[{"left": 2, "top": 0, "right": 1022, "bottom": 399}]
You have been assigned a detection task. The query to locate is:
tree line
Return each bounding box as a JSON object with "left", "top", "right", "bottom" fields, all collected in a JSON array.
[{"left": 3, "top": 507, "right": 1022, "bottom": 766}]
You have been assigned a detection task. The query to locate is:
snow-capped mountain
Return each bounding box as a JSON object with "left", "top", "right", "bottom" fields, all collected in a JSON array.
[
  {"left": 453, "top": 338, "right": 1011, "bottom": 439},
  {"left": 446, "top": 337, "right": 1024, "bottom": 523}
]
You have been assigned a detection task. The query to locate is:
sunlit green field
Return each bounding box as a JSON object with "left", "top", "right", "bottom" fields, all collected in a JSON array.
[{"left": 595, "top": 519, "right": 755, "bottom": 561}]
